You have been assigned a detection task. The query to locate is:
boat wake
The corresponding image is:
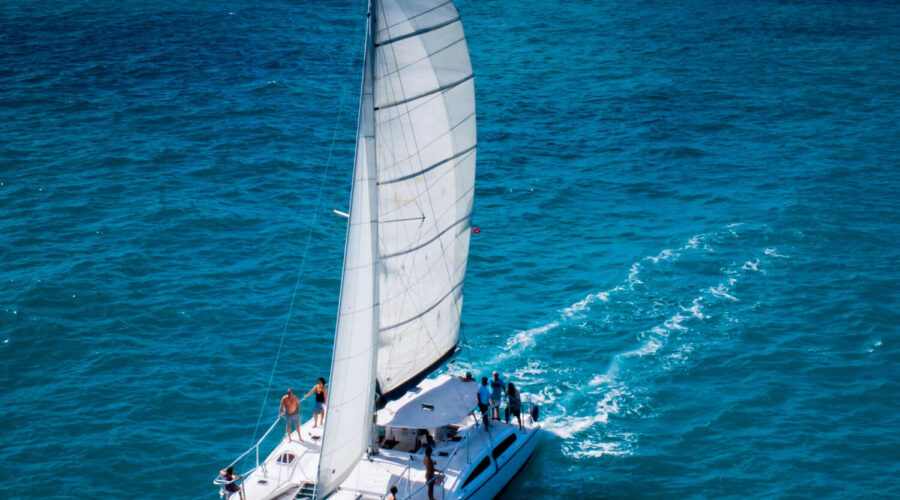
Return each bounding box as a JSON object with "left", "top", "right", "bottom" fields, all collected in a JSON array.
[{"left": 483, "top": 224, "right": 788, "bottom": 459}]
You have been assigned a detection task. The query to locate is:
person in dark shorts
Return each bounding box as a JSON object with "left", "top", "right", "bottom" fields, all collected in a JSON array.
[
  {"left": 477, "top": 377, "right": 491, "bottom": 431},
  {"left": 506, "top": 382, "right": 523, "bottom": 430},
  {"left": 305, "top": 377, "right": 327, "bottom": 427},
  {"left": 489, "top": 371, "right": 505, "bottom": 420},
  {"left": 219, "top": 465, "right": 245, "bottom": 500}
]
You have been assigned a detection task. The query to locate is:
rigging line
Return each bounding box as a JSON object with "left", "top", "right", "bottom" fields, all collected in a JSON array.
[{"left": 251, "top": 59, "right": 357, "bottom": 445}]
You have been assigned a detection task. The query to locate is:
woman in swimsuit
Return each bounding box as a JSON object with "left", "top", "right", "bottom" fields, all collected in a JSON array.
[{"left": 305, "top": 377, "right": 327, "bottom": 427}]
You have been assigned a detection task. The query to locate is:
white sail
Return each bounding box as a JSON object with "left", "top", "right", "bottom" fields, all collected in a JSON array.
[
  {"left": 372, "top": 0, "right": 477, "bottom": 397},
  {"left": 317, "top": 0, "right": 476, "bottom": 495},
  {"left": 315, "top": 10, "right": 379, "bottom": 498}
]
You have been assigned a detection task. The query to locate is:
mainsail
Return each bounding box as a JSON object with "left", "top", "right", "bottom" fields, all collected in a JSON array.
[
  {"left": 316, "top": 0, "right": 476, "bottom": 496},
  {"left": 372, "top": 0, "right": 477, "bottom": 397}
]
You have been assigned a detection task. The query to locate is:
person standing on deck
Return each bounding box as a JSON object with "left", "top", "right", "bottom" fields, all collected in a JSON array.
[
  {"left": 506, "top": 382, "right": 523, "bottom": 430},
  {"left": 304, "top": 377, "right": 327, "bottom": 428},
  {"left": 477, "top": 377, "right": 491, "bottom": 431},
  {"left": 279, "top": 388, "right": 304, "bottom": 442},
  {"left": 424, "top": 446, "right": 441, "bottom": 500},
  {"left": 489, "top": 371, "right": 505, "bottom": 420}
]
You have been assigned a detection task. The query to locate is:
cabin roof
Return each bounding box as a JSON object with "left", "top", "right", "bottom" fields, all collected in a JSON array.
[{"left": 376, "top": 374, "right": 477, "bottom": 429}]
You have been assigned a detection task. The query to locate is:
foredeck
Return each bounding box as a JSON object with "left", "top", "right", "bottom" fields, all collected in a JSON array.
[{"left": 232, "top": 419, "right": 322, "bottom": 500}]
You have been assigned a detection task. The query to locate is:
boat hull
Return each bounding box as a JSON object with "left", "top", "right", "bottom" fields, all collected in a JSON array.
[{"left": 450, "top": 425, "right": 541, "bottom": 500}]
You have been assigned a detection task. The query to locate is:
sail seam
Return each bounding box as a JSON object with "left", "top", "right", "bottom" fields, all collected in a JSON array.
[
  {"left": 376, "top": 17, "right": 460, "bottom": 47},
  {"left": 375, "top": 74, "right": 473, "bottom": 111},
  {"left": 378, "top": 145, "right": 476, "bottom": 185},
  {"left": 379, "top": 210, "right": 471, "bottom": 260},
  {"left": 380, "top": 280, "right": 464, "bottom": 332},
  {"left": 380, "top": 0, "right": 455, "bottom": 32}
]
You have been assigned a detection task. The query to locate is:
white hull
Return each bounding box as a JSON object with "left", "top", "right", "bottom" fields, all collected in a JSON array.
[
  {"left": 230, "top": 375, "right": 541, "bottom": 500},
  {"left": 329, "top": 375, "right": 541, "bottom": 500}
]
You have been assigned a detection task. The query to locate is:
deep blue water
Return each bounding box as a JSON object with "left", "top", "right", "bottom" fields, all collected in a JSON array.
[{"left": 1, "top": 0, "right": 898, "bottom": 498}]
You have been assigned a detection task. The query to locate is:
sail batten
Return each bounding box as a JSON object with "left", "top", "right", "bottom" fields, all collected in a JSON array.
[
  {"left": 379, "top": 145, "right": 475, "bottom": 185},
  {"left": 379, "top": 212, "right": 471, "bottom": 259},
  {"left": 376, "top": 16, "right": 460, "bottom": 46},
  {"left": 379, "top": 279, "right": 464, "bottom": 332},
  {"left": 375, "top": 74, "right": 473, "bottom": 110}
]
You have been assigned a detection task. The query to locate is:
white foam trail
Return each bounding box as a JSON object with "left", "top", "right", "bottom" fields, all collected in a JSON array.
[
  {"left": 541, "top": 387, "right": 624, "bottom": 439},
  {"left": 510, "top": 360, "right": 548, "bottom": 385},
  {"left": 664, "top": 314, "right": 689, "bottom": 331},
  {"left": 646, "top": 248, "right": 675, "bottom": 264},
  {"left": 765, "top": 247, "right": 788, "bottom": 258},
  {"left": 682, "top": 297, "right": 706, "bottom": 319},
  {"left": 560, "top": 288, "right": 618, "bottom": 319},
  {"left": 494, "top": 321, "right": 560, "bottom": 361},
  {"left": 742, "top": 258, "right": 761, "bottom": 272},
  {"left": 570, "top": 441, "right": 632, "bottom": 458},
  {"left": 866, "top": 339, "right": 882, "bottom": 353},
  {"left": 708, "top": 283, "right": 738, "bottom": 301},
  {"left": 627, "top": 262, "right": 643, "bottom": 287},
  {"left": 588, "top": 339, "right": 661, "bottom": 388},
  {"left": 543, "top": 413, "right": 608, "bottom": 439}
]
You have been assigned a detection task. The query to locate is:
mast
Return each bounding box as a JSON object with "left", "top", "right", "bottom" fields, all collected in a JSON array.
[{"left": 314, "top": 3, "right": 378, "bottom": 498}]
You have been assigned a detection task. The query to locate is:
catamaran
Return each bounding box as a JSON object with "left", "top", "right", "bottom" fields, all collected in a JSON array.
[{"left": 216, "top": 1, "right": 541, "bottom": 498}]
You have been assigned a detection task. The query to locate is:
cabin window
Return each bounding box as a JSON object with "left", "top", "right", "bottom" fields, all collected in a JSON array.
[
  {"left": 492, "top": 433, "right": 518, "bottom": 459},
  {"left": 462, "top": 456, "right": 492, "bottom": 488}
]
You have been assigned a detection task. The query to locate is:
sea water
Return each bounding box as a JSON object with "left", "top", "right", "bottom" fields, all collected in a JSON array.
[{"left": 1, "top": 0, "right": 897, "bottom": 498}]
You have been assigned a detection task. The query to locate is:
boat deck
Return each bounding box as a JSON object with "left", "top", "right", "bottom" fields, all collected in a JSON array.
[
  {"left": 226, "top": 375, "right": 541, "bottom": 500},
  {"left": 336, "top": 416, "right": 536, "bottom": 500},
  {"left": 236, "top": 420, "right": 322, "bottom": 500}
]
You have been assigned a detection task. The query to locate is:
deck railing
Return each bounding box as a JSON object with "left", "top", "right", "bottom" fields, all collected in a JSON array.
[
  {"left": 214, "top": 396, "right": 312, "bottom": 497},
  {"left": 398, "top": 399, "right": 508, "bottom": 500}
]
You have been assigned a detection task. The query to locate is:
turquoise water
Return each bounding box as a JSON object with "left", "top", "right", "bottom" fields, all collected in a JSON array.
[{"left": 2, "top": 0, "right": 898, "bottom": 498}]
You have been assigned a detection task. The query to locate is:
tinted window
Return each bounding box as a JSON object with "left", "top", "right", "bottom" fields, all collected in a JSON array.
[
  {"left": 492, "top": 434, "right": 517, "bottom": 459},
  {"left": 462, "top": 456, "right": 492, "bottom": 488}
]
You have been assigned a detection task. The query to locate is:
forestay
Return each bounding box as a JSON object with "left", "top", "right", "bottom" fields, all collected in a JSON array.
[{"left": 315, "top": 10, "right": 379, "bottom": 499}]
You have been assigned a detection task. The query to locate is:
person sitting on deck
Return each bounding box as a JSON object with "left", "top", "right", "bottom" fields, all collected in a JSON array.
[
  {"left": 459, "top": 371, "right": 475, "bottom": 382},
  {"left": 386, "top": 485, "right": 398, "bottom": 500},
  {"left": 219, "top": 465, "right": 245, "bottom": 500},
  {"left": 279, "top": 388, "right": 304, "bottom": 442},
  {"left": 477, "top": 377, "right": 491, "bottom": 431}
]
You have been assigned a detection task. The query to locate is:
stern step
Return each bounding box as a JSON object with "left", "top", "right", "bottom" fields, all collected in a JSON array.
[{"left": 295, "top": 482, "right": 315, "bottom": 499}]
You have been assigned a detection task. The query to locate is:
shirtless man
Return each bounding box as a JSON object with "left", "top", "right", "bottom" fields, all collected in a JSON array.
[
  {"left": 279, "top": 388, "right": 304, "bottom": 442},
  {"left": 424, "top": 447, "right": 441, "bottom": 500}
]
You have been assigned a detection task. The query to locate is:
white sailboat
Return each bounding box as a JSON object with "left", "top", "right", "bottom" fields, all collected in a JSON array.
[{"left": 216, "top": 1, "right": 541, "bottom": 498}]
